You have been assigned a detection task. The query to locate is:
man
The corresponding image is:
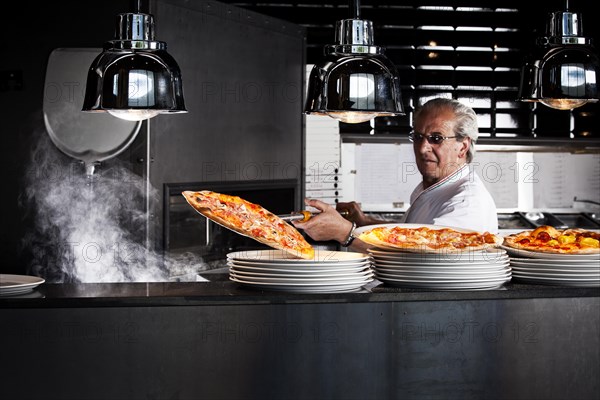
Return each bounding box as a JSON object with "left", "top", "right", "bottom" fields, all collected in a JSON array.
[{"left": 293, "top": 98, "right": 498, "bottom": 251}]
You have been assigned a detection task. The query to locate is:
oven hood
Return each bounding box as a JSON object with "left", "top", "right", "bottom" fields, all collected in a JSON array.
[{"left": 43, "top": 48, "right": 142, "bottom": 175}]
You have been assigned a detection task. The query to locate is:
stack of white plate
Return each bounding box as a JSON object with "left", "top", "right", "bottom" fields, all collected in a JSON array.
[
  {"left": 369, "top": 248, "right": 511, "bottom": 290},
  {"left": 227, "top": 250, "right": 373, "bottom": 293},
  {"left": 504, "top": 248, "right": 600, "bottom": 287}
]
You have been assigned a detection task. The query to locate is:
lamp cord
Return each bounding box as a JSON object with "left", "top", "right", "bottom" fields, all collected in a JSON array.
[
  {"left": 350, "top": 0, "right": 361, "bottom": 19},
  {"left": 128, "top": 0, "right": 141, "bottom": 13}
]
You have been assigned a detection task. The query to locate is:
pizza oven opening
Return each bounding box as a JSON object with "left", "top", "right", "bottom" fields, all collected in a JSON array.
[{"left": 164, "top": 180, "right": 299, "bottom": 270}]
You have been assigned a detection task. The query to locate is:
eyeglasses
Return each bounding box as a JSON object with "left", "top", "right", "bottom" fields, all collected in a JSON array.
[{"left": 408, "top": 132, "right": 457, "bottom": 145}]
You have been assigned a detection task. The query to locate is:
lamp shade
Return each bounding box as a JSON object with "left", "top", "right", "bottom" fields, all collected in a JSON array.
[
  {"left": 518, "top": 10, "right": 600, "bottom": 110},
  {"left": 305, "top": 19, "right": 404, "bottom": 123},
  {"left": 538, "top": 45, "right": 599, "bottom": 110},
  {"left": 517, "top": 54, "right": 543, "bottom": 102},
  {"left": 82, "top": 13, "right": 186, "bottom": 121}
]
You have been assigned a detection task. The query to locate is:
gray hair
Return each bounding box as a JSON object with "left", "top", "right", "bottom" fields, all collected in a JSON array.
[{"left": 414, "top": 98, "right": 479, "bottom": 163}]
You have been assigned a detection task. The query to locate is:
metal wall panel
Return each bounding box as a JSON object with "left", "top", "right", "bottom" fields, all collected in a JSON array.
[
  {"left": 143, "top": 0, "right": 306, "bottom": 250},
  {"left": 1, "top": 297, "right": 598, "bottom": 399}
]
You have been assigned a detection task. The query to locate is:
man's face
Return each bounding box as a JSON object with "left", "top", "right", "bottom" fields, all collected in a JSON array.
[{"left": 412, "top": 108, "right": 470, "bottom": 188}]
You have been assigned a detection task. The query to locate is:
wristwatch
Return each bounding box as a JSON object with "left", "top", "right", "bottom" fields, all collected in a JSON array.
[{"left": 341, "top": 222, "right": 357, "bottom": 247}]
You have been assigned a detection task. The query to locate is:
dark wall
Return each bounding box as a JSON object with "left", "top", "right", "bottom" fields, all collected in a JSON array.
[
  {"left": 1, "top": 1, "right": 131, "bottom": 274},
  {"left": 1, "top": 0, "right": 306, "bottom": 276},
  {"left": 219, "top": 1, "right": 600, "bottom": 65},
  {"left": 220, "top": 1, "right": 600, "bottom": 138},
  {"left": 147, "top": 0, "right": 306, "bottom": 254}
]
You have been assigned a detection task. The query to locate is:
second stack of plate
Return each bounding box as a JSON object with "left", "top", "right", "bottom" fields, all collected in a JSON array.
[
  {"left": 227, "top": 250, "right": 373, "bottom": 293},
  {"left": 503, "top": 247, "right": 600, "bottom": 287},
  {"left": 369, "top": 248, "right": 511, "bottom": 290}
]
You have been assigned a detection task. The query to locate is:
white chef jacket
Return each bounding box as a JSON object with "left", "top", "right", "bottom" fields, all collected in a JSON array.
[{"left": 401, "top": 164, "right": 499, "bottom": 233}]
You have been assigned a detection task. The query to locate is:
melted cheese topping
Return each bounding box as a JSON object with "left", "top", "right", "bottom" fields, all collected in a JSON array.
[
  {"left": 365, "top": 226, "right": 499, "bottom": 250},
  {"left": 508, "top": 225, "right": 600, "bottom": 253},
  {"left": 192, "top": 191, "right": 313, "bottom": 258}
]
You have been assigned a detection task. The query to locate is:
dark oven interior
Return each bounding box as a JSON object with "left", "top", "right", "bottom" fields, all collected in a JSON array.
[{"left": 165, "top": 180, "right": 298, "bottom": 268}]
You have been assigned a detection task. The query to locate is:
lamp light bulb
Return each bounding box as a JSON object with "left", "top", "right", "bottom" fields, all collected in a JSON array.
[
  {"left": 107, "top": 110, "right": 162, "bottom": 121},
  {"left": 540, "top": 98, "right": 589, "bottom": 110},
  {"left": 326, "top": 111, "right": 379, "bottom": 124}
]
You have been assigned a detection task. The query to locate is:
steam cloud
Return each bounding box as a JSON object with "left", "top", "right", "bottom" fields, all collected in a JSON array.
[{"left": 21, "top": 129, "right": 207, "bottom": 283}]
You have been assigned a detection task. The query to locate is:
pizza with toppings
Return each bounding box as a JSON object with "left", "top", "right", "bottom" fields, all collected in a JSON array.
[
  {"left": 182, "top": 191, "right": 314, "bottom": 259},
  {"left": 355, "top": 224, "right": 502, "bottom": 253},
  {"left": 503, "top": 225, "right": 600, "bottom": 255}
]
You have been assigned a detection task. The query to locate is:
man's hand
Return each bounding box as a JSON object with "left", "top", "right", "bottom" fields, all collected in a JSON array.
[
  {"left": 292, "top": 199, "right": 353, "bottom": 243},
  {"left": 335, "top": 201, "right": 385, "bottom": 227}
]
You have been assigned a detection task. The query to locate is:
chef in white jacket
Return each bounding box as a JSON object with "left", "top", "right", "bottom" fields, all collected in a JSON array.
[{"left": 293, "top": 98, "right": 498, "bottom": 251}]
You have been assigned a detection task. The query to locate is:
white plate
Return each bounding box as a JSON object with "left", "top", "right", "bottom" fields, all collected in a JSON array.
[
  {"left": 375, "top": 275, "right": 510, "bottom": 290},
  {"left": 511, "top": 272, "right": 600, "bottom": 281},
  {"left": 511, "top": 266, "right": 599, "bottom": 274},
  {"left": 229, "top": 258, "right": 371, "bottom": 269},
  {"left": 355, "top": 223, "right": 501, "bottom": 253},
  {"left": 511, "top": 276, "right": 600, "bottom": 287},
  {"left": 0, "top": 291, "right": 45, "bottom": 299},
  {"left": 370, "top": 255, "right": 509, "bottom": 266},
  {"left": 0, "top": 274, "right": 45, "bottom": 296},
  {"left": 373, "top": 260, "right": 509, "bottom": 270},
  {"left": 231, "top": 274, "right": 373, "bottom": 286},
  {"left": 509, "top": 259, "right": 600, "bottom": 268},
  {"left": 368, "top": 248, "right": 508, "bottom": 263},
  {"left": 230, "top": 276, "right": 372, "bottom": 293},
  {"left": 510, "top": 270, "right": 599, "bottom": 279},
  {"left": 375, "top": 270, "right": 510, "bottom": 281},
  {"left": 380, "top": 282, "right": 508, "bottom": 290},
  {"left": 371, "top": 259, "right": 509, "bottom": 268},
  {"left": 228, "top": 262, "right": 371, "bottom": 275},
  {"left": 375, "top": 273, "right": 510, "bottom": 282},
  {"left": 376, "top": 275, "right": 510, "bottom": 284},
  {"left": 230, "top": 273, "right": 373, "bottom": 285},
  {"left": 227, "top": 250, "right": 369, "bottom": 263},
  {"left": 374, "top": 266, "right": 510, "bottom": 276},
  {"left": 500, "top": 245, "right": 600, "bottom": 260},
  {"left": 229, "top": 265, "right": 372, "bottom": 278},
  {"left": 230, "top": 276, "right": 374, "bottom": 287},
  {"left": 230, "top": 268, "right": 373, "bottom": 282},
  {"left": 511, "top": 264, "right": 599, "bottom": 273}
]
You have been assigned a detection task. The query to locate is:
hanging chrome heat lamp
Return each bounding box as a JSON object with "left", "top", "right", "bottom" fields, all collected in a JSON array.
[
  {"left": 82, "top": 3, "right": 187, "bottom": 121},
  {"left": 304, "top": 0, "right": 404, "bottom": 123},
  {"left": 518, "top": 0, "right": 600, "bottom": 110}
]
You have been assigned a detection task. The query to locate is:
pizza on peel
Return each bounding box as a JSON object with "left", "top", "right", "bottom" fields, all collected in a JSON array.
[
  {"left": 356, "top": 224, "right": 502, "bottom": 253},
  {"left": 503, "top": 225, "right": 600, "bottom": 255},
  {"left": 182, "top": 190, "right": 314, "bottom": 259}
]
